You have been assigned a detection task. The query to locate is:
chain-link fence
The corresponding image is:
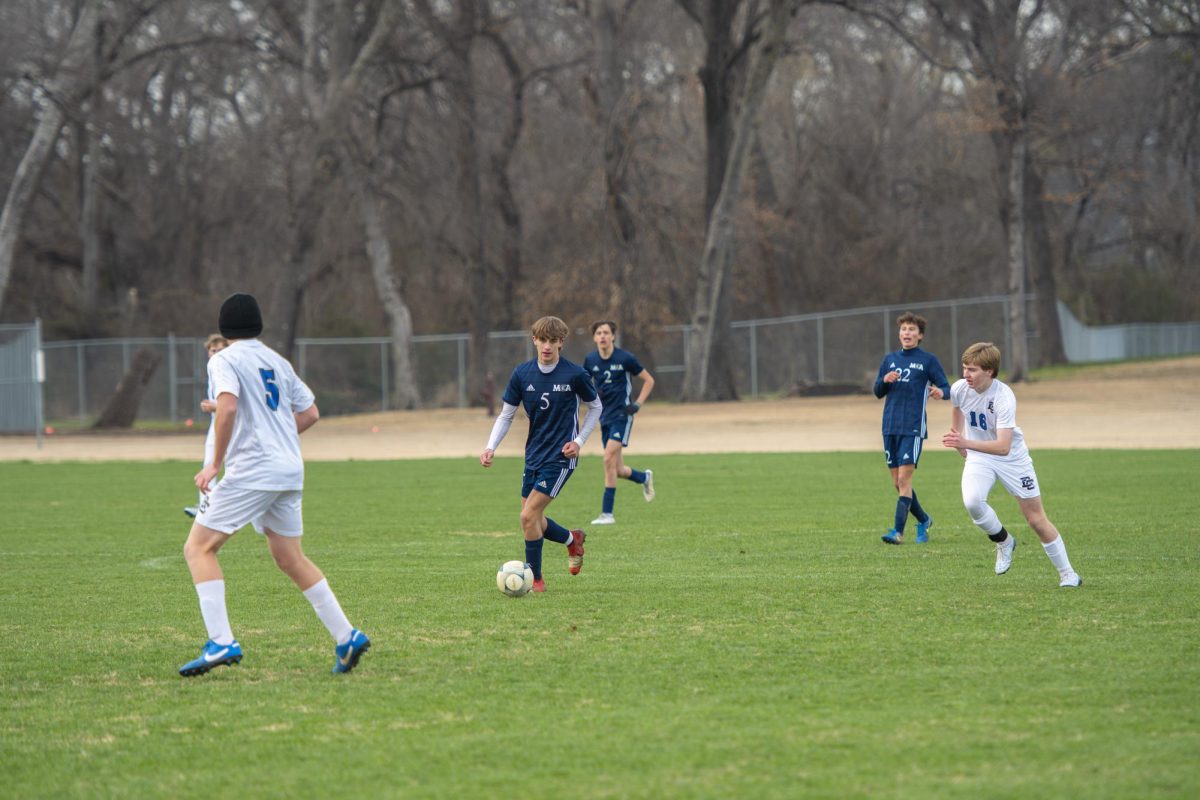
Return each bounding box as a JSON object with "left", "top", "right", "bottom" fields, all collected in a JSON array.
[{"left": 32, "top": 293, "right": 1200, "bottom": 421}]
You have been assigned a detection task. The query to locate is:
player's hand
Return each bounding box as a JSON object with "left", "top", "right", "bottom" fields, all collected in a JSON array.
[
  {"left": 200, "top": 399, "right": 217, "bottom": 413},
  {"left": 942, "top": 429, "right": 963, "bottom": 450},
  {"left": 928, "top": 385, "right": 944, "bottom": 400},
  {"left": 195, "top": 464, "right": 219, "bottom": 492},
  {"left": 624, "top": 402, "right": 641, "bottom": 415},
  {"left": 883, "top": 370, "right": 901, "bottom": 383},
  {"left": 562, "top": 441, "right": 580, "bottom": 459},
  {"left": 480, "top": 449, "right": 495, "bottom": 468}
]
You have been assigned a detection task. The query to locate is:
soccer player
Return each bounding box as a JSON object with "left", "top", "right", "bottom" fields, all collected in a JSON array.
[
  {"left": 184, "top": 333, "right": 228, "bottom": 519},
  {"left": 178, "top": 293, "right": 371, "bottom": 676},
  {"left": 583, "top": 320, "right": 656, "bottom": 525},
  {"left": 942, "top": 342, "right": 1082, "bottom": 587},
  {"left": 480, "top": 316, "right": 602, "bottom": 592},
  {"left": 873, "top": 312, "right": 951, "bottom": 544}
]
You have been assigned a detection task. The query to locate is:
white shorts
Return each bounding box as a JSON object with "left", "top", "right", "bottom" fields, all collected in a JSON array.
[
  {"left": 196, "top": 481, "right": 304, "bottom": 537},
  {"left": 962, "top": 453, "right": 1041, "bottom": 500}
]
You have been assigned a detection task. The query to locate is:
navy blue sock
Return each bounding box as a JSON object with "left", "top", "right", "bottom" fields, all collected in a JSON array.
[
  {"left": 893, "top": 496, "right": 912, "bottom": 533},
  {"left": 602, "top": 487, "right": 615, "bottom": 514},
  {"left": 543, "top": 517, "right": 570, "bottom": 544},
  {"left": 627, "top": 469, "right": 646, "bottom": 484},
  {"left": 525, "top": 537, "right": 544, "bottom": 579},
  {"left": 909, "top": 490, "right": 930, "bottom": 523}
]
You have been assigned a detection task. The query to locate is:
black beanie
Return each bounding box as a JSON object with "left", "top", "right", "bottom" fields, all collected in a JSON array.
[{"left": 219, "top": 293, "right": 263, "bottom": 339}]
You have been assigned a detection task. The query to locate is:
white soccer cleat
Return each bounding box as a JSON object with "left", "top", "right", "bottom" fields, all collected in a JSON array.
[
  {"left": 642, "top": 470, "right": 655, "bottom": 502},
  {"left": 994, "top": 535, "right": 1016, "bottom": 575},
  {"left": 591, "top": 513, "right": 615, "bottom": 525},
  {"left": 1059, "top": 571, "right": 1082, "bottom": 588}
]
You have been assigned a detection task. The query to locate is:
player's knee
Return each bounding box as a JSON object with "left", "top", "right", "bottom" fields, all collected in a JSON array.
[
  {"left": 963, "top": 496, "right": 989, "bottom": 522},
  {"left": 519, "top": 506, "right": 541, "bottom": 530}
]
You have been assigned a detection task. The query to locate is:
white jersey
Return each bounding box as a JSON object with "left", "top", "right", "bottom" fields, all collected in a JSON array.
[
  {"left": 950, "top": 377, "right": 1029, "bottom": 464},
  {"left": 207, "top": 339, "right": 315, "bottom": 490},
  {"left": 203, "top": 371, "right": 218, "bottom": 466}
]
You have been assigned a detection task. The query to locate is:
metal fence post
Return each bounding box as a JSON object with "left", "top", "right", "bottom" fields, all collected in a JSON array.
[
  {"left": 168, "top": 332, "right": 177, "bottom": 423},
  {"left": 458, "top": 337, "right": 467, "bottom": 408},
  {"left": 380, "top": 341, "right": 389, "bottom": 412},
  {"left": 76, "top": 342, "right": 86, "bottom": 420},
  {"left": 817, "top": 316, "right": 825, "bottom": 383},
  {"left": 749, "top": 322, "right": 758, "bottom": 398}
]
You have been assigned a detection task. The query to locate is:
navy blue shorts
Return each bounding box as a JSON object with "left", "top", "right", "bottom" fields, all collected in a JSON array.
[
  {"left": 521, "top": 464, "right": 575, "bottom": 498},
  {"left": 883, "top": 434, "right": 924, "bottom": 469},
  {"left": 600, "top": 417, "right": 634, "bottom": 448}
]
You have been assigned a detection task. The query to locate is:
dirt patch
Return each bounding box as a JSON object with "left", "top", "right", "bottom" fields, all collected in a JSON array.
[{"left": 5, "top": 356, "right": 1198, "bottom": 462}]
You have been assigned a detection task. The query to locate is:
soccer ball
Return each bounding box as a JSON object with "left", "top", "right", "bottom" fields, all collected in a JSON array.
[{"left": 496, "top": 560, "right": 534, "bottom": 597}]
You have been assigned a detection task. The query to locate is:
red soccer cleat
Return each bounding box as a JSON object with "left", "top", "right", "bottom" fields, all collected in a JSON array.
[
  {"left": 531, "top": 577, "right": 546, "bottom": 593},
  {"left": 567, "top": 529, "right": 586, "bottom": 575}
]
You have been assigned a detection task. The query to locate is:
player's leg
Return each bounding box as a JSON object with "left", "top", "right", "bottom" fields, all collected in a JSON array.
[
  {"left": 523, "top": 467, "right": 585, "bottom": 583},
  {"left": 521, "top": 488, "right": 552, "bottom": 589},
  {"left": 616, "top": 418, "right": 653, "bottom": 501},
  {"left": 593, "top": 434, "right": 620, "bottom": 525},
  {"left": 180, "top": 522, "right": 241, "bottom": 675},
  {"left": 261, "top": 492, "right": 370, "bottom": 671},
  {"left": 1017, "top": 496, "right": 1082, "bottom": 588},
  {"left": 881, "top": 437, "right": 905, "bottom": 543},
  {"left": 961, "top": 461, "right": 1016, "bottom": 574}
]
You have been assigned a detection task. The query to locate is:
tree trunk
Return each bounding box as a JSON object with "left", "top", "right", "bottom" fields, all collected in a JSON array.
[
  {"left": 92, "top": 348, "right": 161, "bottom": 429},
  {"left": 347, "top": 154, "right": 421, "bottom": 409},
  {"left": 1024, "top": 151, "right": 1067, "bottom": 366},
  {"left": 682, "top": 0, "right": 793, "bottom": 401},
  {"left": 1004, "top": 127, "right": 1028, "bottom": 382},
  {"left": 0, "top": 4, "right": 100, "bottom": 313}
]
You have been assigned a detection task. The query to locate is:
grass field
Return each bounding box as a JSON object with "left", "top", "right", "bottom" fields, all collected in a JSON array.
[{"left": 2, "top": 450, "right": 1198, "bottom": 798}]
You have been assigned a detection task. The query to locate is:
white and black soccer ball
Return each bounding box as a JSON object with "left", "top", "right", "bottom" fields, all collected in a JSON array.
[{"left": 496, "top": 560, "right": 534, "bottom": 597}]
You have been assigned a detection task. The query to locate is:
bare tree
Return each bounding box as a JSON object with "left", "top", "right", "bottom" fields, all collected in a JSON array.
[{"left": 680, "top": 0, "right": 798, "bottom": 400}]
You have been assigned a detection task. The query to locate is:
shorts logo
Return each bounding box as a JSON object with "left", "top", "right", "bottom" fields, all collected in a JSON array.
[
  {"left": 1020, "top": 476, "right": 1035, "bottom": 490},
  {"left": 613, "top": 432, "right": 622, "bottom": 440},
  {"left": 538, "top": 480, "right": 548, "bottom": 488}
]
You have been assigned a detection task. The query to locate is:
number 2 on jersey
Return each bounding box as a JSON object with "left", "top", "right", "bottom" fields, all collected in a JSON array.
[{"left": 259, "top": 368, "right": 280, "bottom": 410}]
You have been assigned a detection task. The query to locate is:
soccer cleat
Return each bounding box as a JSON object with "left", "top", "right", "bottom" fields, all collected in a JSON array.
[
  {"left": 915, "top": 516, "right": 932, "bottom": 544},
  {"left": 995, "top": 535, "right": 1017, "bottom": 575},
  {"left": 591, "top": 513, "right": 615, "bottom": 525},
  {"left": 184, "top": 506, "right": 199, "bottom": 519},
  {"left": 179, "top": 639, "right": 242, "bottom": 677},
  {"left": 531, "top": 577, "right": 546, "bottom": 593},
  {"left": 1059, "top": 571, "right": 1083, "bottom": 588},
  {"left": 642, "top": 470, "right": 655, "bottom": 502},
  {"left": 881, "top": 529, "right": 903, "bottom": 545},
  {"left": 333, "top": 629, "right": 371, "bottom": 674},
  {"left": 567, "top": 529, "right": 586, "bottom": 575}
]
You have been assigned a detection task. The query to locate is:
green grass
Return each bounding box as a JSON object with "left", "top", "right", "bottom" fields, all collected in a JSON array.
[{"left": 2, "top": 451, "right": 1198, "bottom": 798}]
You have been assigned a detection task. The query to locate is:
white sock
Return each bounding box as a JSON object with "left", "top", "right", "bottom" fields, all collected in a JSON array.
[
  {"left": 195, "top": 580, "right": 234, "bottom": 645},
  {"left": 302, "top": 578, "right": 354, "bottom": 645},
  {"left": 1041, "top": 535, "right": 1075, "bottom": 575}
]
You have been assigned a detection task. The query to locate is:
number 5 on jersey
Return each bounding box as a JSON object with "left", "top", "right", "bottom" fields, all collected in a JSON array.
[{"left": 259, "top": 368, "right": 280, "bottom": 410}]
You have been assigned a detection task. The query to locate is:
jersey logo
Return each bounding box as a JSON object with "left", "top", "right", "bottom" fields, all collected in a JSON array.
[
  {"left": 526, "top": 384, "right": 536, "bottom": 391},
  {"left": 591, "top": 366, "right": 599, "bottom": 371},
  {"left": 552, "top": 384, "right": 570, "bottom": 391},
  {"left": 987, "top": 400, "right": 995, "bottom": 413}
]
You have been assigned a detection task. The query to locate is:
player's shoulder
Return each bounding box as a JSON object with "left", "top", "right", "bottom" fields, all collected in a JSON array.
[
  {"left": 583, "top": 351, "right": 599, "bottom": 368},
  {"left": 950, "top": 378, "right": 969, "bottom": 400}
]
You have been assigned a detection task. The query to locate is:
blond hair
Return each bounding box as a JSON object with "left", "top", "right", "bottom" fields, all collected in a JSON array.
[
  {"left": 962, "top": 342, "right": 1001, "bottom": 377},
  {"left": 531, "top": 316, "right": 569, "bottom": 341},
  {"left": 205, "top": 333, "right": 229, "bottom": 350}
]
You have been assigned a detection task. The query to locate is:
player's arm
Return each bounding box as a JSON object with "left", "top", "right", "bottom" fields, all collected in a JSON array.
[
  {"left": 950, "top": 427, "right": 1013, "bottom": 456},
  {"left": 295, "top": 403, "right": 320, "bottom": 434},
  {"left": 481, "top": 402, "right": 519, "bottom": 467},
  {"left": 627, "top": 369, "right": 654, "bottom": 413},
  {"left": 929, "top": 359, "right": 951, "bottom": 401},
  {"left": 943, "top": 406, "right": 967, "bottom": 457},
  {"left": 196, "top": 392, "right": 237, "bottom": 491},
  {"left": 564, "top": 396, "right": 602, "bottom": 458},
  {"left": 873, "top": 359, "right": 899, "bottom": 398}
]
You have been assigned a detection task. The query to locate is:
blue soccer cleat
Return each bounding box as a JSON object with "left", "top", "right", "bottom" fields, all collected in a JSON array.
[
  {"left": 333, "top": 629, "right": 371, "bottom": 674},
  {"left": 179, "top": 639, "right": 242, "bottom": 677},
  {"left": 881, "top": 529, "right": 903, "bottom": 545},
  {"left": 915, "top": 516, "right": 933, "bottom": 544}
]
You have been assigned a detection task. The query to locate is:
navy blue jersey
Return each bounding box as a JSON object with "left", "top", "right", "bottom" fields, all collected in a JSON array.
[
  {"left": 583, "top": 347, "right": 644, "bottom": 425},
  {"left": 502, "top": 358, "right": 597, "bottom": 469},
  {"left": 873, "top": 347, "right": 951, "bottom": 437}
]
